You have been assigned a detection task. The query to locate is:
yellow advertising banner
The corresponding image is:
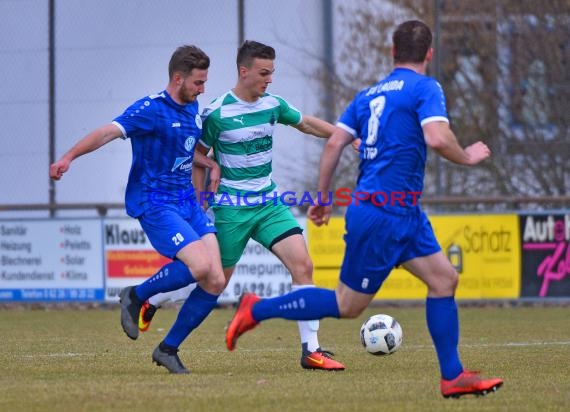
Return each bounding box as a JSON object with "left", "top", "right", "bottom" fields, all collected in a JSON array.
[{"left": 308, "top": 214, "right": 520, "bottom": 299}]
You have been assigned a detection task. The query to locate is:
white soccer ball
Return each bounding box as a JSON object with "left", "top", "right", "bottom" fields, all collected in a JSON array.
[{"left": 360, "top": 314, "right": 403, "bottom": 355}]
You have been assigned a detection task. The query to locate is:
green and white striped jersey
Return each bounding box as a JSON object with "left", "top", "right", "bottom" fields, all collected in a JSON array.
[{"left": 199, "top": 90, "right": 302, "bottom": 206}]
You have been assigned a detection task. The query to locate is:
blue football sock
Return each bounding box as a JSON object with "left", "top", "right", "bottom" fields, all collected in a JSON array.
[
  {"left": 163, "top": 285, "right": 219, "bottom": 348},
  {"left": 426, "top": 296, "right": 464, "bottom": 380},
  {"left": 134, "top": 260, "right": 196, "bottom": 302},
  {"left": 251, "top": 288, "right": 340, "bottom": 321}
]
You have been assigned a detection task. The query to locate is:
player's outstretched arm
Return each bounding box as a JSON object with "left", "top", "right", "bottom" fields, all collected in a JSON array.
[
  {"left": 423, "top": 121, "right": 491, "bottom": 166},
  {"left": 294, "top": 115, "right": 337, "bottom": 138},
  {"left": 49, "top": 123, "right": 123, "bottom": 180},
  {"left": 307, "top": 127, "right": 353, "bottom": 226}
]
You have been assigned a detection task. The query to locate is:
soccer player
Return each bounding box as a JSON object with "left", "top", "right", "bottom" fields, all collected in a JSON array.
[
  {"left": 225, "top": 21, "right": 504, "bottom": 397},
  {"left": 139, "top": 40, "right": 345, "bottom": 371},
  {"left": 49, "top": 45, "right": 226, "bottom": 374}
]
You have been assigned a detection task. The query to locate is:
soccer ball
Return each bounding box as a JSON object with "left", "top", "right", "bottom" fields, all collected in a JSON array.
[{"left": 360, "top": 314, "right": 403, "bottom": 355}]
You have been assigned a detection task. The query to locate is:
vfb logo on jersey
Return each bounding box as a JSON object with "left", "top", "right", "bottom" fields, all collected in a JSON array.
[{"left": 184, "top": 136, "right": 196, "bottom": 152}]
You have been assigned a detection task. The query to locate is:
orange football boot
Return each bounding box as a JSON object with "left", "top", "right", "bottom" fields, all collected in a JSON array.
[
  {"left": 301, "top": 349, "right": 345, "bottom": 371},
  {"left": 441, "top": 369, "right": 503, "bottom": 398},
  {"left": 138, "top": 301, "right": 157, "bottom": 332},
  {"left": 226, "top": 293, "right": 261, "bottom": 351}
]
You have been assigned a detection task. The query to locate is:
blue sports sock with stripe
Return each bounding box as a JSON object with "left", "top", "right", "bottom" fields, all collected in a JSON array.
[
  {"left": 134, "top": 260, "right": 196, "bottom": 302},
  {"left": 252, "top": 287, "right": 340, "bottom": 321},
  {"left": 426, "top": 296, "right": 464, "bottom": 380},
  {"left": 164, "top": 285, "right": 219, "bottom": 348}
]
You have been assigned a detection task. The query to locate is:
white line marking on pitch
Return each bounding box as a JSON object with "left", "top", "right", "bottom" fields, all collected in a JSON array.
[
  {"left": 402, "top": 341, "right": 570, "bottom": 350},
  {"left": 17, "top": 341, "right": 570, "bottom": 358}
]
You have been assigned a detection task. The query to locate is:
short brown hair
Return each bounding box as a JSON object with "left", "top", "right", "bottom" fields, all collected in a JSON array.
[
  {"left": 393, "top": 20, "right": 432, "bottom": 64},
  {"left": 236, "top": 40, "right": 275, "bottom": 70},
  {"left": 168, "top": 45, "right": 210, "bottom": 80}
]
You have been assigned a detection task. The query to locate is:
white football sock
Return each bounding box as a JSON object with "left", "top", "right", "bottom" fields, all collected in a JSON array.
[
  {"left": 148, "top": 284, "right": 195, "bottom": 307},
  {"left": 291, "top": 284, "right": 320, "bottom": 353}
]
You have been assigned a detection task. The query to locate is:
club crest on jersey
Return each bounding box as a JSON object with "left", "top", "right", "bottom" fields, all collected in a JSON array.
[
  {"left": 184, "top": 136, "right": 196, "bottom": 152},
  {"left": 195, "top": 114, "right": 202, "bottom": 129}
]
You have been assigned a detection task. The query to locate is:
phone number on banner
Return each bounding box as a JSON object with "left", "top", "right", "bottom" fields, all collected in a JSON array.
[
  {"left": 219, "top": 279, "right": 292, "bottom": 304},
  {"left": 0, "top": 288, "right": 105, "bottom": 301}
]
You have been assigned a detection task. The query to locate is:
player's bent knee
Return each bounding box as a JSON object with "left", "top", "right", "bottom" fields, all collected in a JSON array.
[
  {"left": 450, "top": 273, "right": 459, "bottom": 291},
  {"left": 339, "top": 307, "right": 363, "bottom": 319},
  {"left": 199, "top": 269, "right": 226, "bottom": 294},
  {"left": 337, "top": 300, "right": 367, "bottom": 319},
  {"left": 304, "top": 260, "right": 314, "bottom": 277},
  {"left": 188, "top": 261, "right": 212, "bottom": 283},
  {"left": 207, "top": 276, "right": 226, "bottom": 294},
  {"left": 290, "top": 259, "right": 314, "bottom": 284},
  {"left": 429, "top": 268, "right": 458, "bottom": 296},
  {"left": 445, "top": 269, "right": 459, "bottom": 292}
]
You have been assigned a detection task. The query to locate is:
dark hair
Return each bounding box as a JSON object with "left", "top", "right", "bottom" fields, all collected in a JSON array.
[
  {"left": 392, "top": 20, "right": 432, "bottom": 64},
  {"left": 236, "top": 40, "right": 275, "bottom": 70},
  {"left": 168, "top": 45, "right": 210, "bottom": 80}
]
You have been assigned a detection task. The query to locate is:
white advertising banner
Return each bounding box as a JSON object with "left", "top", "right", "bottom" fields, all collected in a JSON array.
[
  {"left": 0, "top": 216, "right": 306, "bottom": 304},
  {"left": 0, "top": 219, "right": 104, "bottom": 301},
  {"left": 102, "top": 217, "right": 301, "bottom": 304},
  {"left": 218, "top": 240, "right": 292, "bottom": 304},
  {"left": 103, "top": 218, "right": 169, "bottom": 302}
]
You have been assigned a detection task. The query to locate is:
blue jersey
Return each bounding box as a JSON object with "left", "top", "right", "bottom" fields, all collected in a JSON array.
[
  {"left": 113, "top": 91, "right": 202, "bottom": 217},
  {"left": 338, "top": 68, "right": 448, "bottom": 208}
]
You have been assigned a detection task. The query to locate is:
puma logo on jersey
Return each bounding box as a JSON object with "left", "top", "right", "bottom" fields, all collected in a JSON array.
[
  {"left": 233, "top": 117, "right": 244, "bottom": 125},
  {"left": 172, "top": 122, "right": 181, "bottom": 127}
]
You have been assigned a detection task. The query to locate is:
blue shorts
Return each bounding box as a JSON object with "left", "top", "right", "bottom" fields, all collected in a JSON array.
[
  {"left": 339, "top": 202, "right": 440, "bottom": 294},
  {"left": 138, "top": 204, "right": 216, "bottom": 259}
]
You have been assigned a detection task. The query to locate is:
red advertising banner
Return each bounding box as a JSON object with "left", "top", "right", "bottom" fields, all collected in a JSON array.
[
  {"left": 103, "top": 218, "right": 169, "bottom": 301},
  {"left": 106, "top": 250, "right": 171, "bottom": 278}
]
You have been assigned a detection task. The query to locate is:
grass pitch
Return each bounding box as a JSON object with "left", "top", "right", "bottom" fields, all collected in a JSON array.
[{"left": 1, "top": 304, "right": 569, "bottom": 411}]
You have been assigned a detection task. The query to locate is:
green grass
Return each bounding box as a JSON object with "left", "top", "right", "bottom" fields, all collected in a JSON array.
[{"left": 0, "top": 305, "right": 569, "bottom": 411}]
